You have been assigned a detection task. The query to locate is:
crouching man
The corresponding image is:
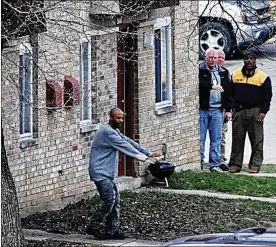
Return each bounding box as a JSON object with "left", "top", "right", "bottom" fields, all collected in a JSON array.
[{"left": 86, "top": 107, "right": 161, "bottom": 240}]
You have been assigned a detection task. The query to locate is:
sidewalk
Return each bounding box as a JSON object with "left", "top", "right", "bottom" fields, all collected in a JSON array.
[
  {"left": 137, "top": 187, "right": 276, "bottom": 203},
  {"left": 201, "top": 169, "right": 276, "bottom": 178},
  {"left": 23, "top": 228, "right": 163, "bottom": 246},
  {"left": 24, "top": 173, "right": 276, "bottom": 247}
]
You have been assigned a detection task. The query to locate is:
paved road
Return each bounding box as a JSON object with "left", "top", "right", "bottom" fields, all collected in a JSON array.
[{"left": 204, "top": 54, "right": 276, "bottom": 165}]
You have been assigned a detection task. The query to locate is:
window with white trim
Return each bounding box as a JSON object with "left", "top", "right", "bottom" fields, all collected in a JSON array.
[
  {"left": 19, "top": 43, "right": 33, "bottom": 139},
  {"left": 79, "top": 37, "right": 92, "bottom": 124},
  {"left": 154, "top": 17, "right": 172, "bottom": 108}
]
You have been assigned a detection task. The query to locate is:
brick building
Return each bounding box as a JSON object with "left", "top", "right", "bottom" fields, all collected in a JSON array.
[{"left": 1, "top": 1, "right": 200, "bottom": 217}]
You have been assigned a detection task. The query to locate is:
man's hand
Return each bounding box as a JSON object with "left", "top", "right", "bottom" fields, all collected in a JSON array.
[
  {"left": 225, "top": 112, "right": 232, "bottom": 122},
  {"left": 144, "top": 156, "right": 164, "bottom": 165},
  {"left": 144, "top": 158, "right": 156, "bottom": 165},
  {"left": 256, "top": 113, "right": 266, "bottom": 122},
  {"left": 154, "top": 155, "right": 164, "bottom": 162},
  {"left": 151, "top": 153, "right": 162, "bottom": 157},
  {"left": 212, "top": 85, "right": 224, "bottom": 92}
]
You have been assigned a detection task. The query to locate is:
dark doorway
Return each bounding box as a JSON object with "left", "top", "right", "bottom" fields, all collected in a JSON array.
[{"left": 117, "top": 24, "right": 138, "bottom": 176}]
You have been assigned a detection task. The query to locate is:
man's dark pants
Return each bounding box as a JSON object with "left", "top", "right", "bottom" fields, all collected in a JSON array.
[
  {"left": 89, "top": 179, "right": 120, "bottom": 235},
  {"left": 229, "top": 107, "right": 264, "bottom": 171}
]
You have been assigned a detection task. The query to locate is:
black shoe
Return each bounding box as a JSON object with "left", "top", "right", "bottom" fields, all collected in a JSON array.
[
  {"left": 103, "top": 231, "right": 127, "bottom": 240},
  {"left": 200, "top": 160, "right": 204, "bottom": 171},
  {"left": 85, "top": 225, "right": 105, "bottom": 239},
  {"left": 220, "top": 163, "right": 229, "bottom": 171}
]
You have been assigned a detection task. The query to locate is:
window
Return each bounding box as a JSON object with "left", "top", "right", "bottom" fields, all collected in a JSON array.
[
  {"left": 19, "top": 43, "right": 33, "bottom": 139},
  {"left": 154, "top": 17, "right": 172, "bottom": 108},
  {"left": 79, "top": 37, "right": 92, "bottom": 124}
]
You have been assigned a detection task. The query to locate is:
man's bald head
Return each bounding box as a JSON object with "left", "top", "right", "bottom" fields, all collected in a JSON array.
[
  {"left": 109, "top": 108, "right": 124, "bottom": 129},
  {"left": 205, "top": 48, "right": 217, "bottom": 57},
  {"left": 110, "top": 108, "right": 123, "bottom": 118},
  {"left": 216, "top": 50, "right": 225, "bottom": 67}
]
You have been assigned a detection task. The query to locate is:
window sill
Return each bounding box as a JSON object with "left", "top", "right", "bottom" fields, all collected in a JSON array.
[
  {"left": 20, "top": 138, "right": 39, "bottom": 149},
  {"left": 155, "top": 105, "right": 177, "bottom": 116},
  {"left": 80, "top": 123, "right": 100, "bottom": 133}
]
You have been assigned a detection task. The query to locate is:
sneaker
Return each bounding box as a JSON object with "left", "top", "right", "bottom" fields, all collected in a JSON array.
[
  {"left": 219, "top": 163, "right": 229, "bottom": 171},
  {"left": 85, "top": 225, "right": 105, "bottom": 239},
  {"left": 102, "top": 231, "right": 127, "bottom": 240},
  {"left": 210, "top": 167, "right": 223, "bottom": 173}
]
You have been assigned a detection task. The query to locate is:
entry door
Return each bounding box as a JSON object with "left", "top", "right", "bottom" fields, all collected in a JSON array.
[{"left": 117, "top": 25, "right": 138, "bottom": 176}]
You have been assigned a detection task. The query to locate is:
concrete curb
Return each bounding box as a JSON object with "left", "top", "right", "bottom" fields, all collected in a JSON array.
[
  {"left": 136, "top": 188, "right": 276, "bottom": 203},
  {"left": 201, "top": 169, "right": 276, "bottom": 177},
  {"left": 236, "top": 172, "right": 276, "bottom": 177},
  {"left": 23, "top": 229, "right": 164, "bottom": 246}
]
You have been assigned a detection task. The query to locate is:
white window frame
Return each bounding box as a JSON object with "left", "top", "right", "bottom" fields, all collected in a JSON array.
[
  {"left": 19, "top": 43, "right": 33, "bottom": 140},
  {"left": 154, "top": 17, "right": 172, "bottom": 109},
  {"left": 79, "top": 36, "right": 92, "bottom": 126}
]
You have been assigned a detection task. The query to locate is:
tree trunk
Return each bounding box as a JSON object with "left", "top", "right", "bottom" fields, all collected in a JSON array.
[{"left": 1, "top": 127, "right": 25, "bottom": 247}]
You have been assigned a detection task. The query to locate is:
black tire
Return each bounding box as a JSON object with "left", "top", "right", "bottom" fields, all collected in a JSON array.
[{"left": 199, "top": 22, "right": 233, "bottom": 58}]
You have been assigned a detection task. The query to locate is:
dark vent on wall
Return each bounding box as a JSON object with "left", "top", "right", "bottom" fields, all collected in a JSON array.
[
  {"left": 46, "top": 80, "right": 62, "bottom": 110},
  {"left": 64, "top": 75, "right": 80, "bottom": 107}
]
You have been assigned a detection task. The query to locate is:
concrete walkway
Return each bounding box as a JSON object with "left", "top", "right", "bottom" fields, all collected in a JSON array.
[
  {"left": 24, "top": 175, "right": 276, "bottom": 247},
  {"left": 23, "top": 228, "right": 163, "bottom": 246},
  {"left": 235, "top": 171, "right": 276, "bottom": 177},
  {"left": 201, "top": 169, "right": 276, "bottom": 178},
  {"left": 137, "top": 187, "right": 276, "bottom": 203}
]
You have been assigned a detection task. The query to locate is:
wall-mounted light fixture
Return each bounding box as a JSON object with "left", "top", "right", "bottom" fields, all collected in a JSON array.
[
  {"left": 143, "top": 32, "right": 154, "bottom": 48},
  {"left": 162, "top": 143, "right": 168, "bottom": 160}
]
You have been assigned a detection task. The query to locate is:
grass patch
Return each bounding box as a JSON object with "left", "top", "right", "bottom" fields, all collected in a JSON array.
[
  {"left": 242, "top": 164, "right": 276, "bottom": 173},
  {"left": 203, "top": 163, "right": 276, "bottom": 173},
  {"left": 169, "top": 170, "right": 276, "bottom": 197}
]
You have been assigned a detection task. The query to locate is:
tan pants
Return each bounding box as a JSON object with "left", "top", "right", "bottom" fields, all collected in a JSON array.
[{"left": 229, "top": 107, "right": 264, "bottom": 170}]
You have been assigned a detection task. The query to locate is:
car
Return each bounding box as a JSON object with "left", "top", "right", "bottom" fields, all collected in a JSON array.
[
  {"left": 199, "top": 0, "right": 276, "bottom": 58},
  {"left": 162, "top": 227, "right": 276, "bottom": 246}
]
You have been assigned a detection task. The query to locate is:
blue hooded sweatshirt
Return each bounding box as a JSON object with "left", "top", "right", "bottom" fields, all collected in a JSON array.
[{"left": 89, "top": 124, "right": 152, "bottom": 182}]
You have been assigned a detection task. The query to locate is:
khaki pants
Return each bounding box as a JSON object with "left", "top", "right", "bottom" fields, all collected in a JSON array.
[{"left": 229, "top": 107, "right": 264, "bottom": 170}]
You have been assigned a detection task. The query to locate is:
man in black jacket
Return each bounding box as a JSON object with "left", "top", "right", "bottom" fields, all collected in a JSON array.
[
  {"left": 228, "top": 50, "right": 272, "bottom": 173},
  {"left": 199, "top": 48, "right": 232, "bottom": 172}
]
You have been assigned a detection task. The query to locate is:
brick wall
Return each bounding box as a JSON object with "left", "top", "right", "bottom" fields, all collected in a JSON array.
[
  {"left": 135, "top": 1, "right": 200, "bottom": 176},
  {"left": 1, "top": 2, "right": 118, "bottom": 216},
  {"left": 2, "top": 1, "right": 200, "bottom": 216},
  {"left": 91, "top": 33, "right": 118, "bottom": 123}
]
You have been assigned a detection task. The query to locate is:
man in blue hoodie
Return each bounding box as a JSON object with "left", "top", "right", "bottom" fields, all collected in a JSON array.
[
  {"left": 86, "top": 108, "right": 160, "bottom": 240},
  {"left": 199, "top": 48, "right": 232, "bottom": 172}
]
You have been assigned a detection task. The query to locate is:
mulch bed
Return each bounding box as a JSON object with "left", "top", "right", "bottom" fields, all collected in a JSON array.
[{"left": 23, "top": 190, "right": 276, "bottom": 246}]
